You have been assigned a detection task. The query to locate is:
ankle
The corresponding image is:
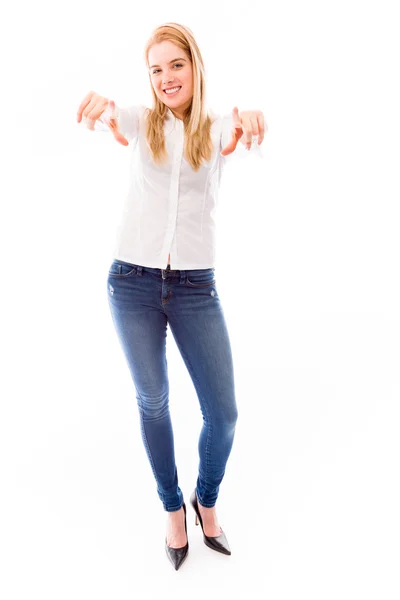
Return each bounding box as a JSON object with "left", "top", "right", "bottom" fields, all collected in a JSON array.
[{"left": 167, "top": 506, "right": 184, "bottom": 519}]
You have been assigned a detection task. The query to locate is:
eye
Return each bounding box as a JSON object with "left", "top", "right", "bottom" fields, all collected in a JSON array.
[{"left": 152, "top": 63, "right": 183, "bottom": 75}]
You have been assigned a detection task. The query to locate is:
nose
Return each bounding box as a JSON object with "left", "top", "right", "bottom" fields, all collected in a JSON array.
[{"left": 162, "top": 70, "right": 176, "bottom": 83}]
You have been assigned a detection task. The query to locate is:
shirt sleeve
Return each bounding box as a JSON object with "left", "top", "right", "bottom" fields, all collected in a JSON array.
[
  {"left": 220, "top": 111, "right": 265, "bottom": 162},
  {"left": 92, "top": 104, "right": 143, "bottom": 143}
]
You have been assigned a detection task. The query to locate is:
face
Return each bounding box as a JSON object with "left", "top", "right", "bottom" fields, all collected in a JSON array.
[{"left": 148, "top": 40, "right": 193, "bottom": 120}]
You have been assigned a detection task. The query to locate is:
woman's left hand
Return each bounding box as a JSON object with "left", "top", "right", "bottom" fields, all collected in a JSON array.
[{"left": 220, "top": 107, "right": 266, "bottom": 156}]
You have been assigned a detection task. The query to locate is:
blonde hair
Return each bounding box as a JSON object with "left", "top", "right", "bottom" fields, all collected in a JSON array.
[{"left": 143, "top": 23, "right": 214, "bottom": 172}]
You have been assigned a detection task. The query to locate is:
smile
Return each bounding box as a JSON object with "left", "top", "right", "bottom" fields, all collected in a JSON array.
[{"left": 164, "top": 86, "right": 182, "bottom": 96}]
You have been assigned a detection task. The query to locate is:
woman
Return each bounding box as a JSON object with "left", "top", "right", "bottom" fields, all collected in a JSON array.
[{"left": 77, "top": 21, "right": 266, "bottom": 570}]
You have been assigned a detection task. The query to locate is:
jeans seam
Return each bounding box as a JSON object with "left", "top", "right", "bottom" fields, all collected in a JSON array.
[
  {"left": 108, "top": 267, "right": 137, "bottom": 278},
  {"left": 186, "top": 279, "right": 216, "bottom": 287},
  {"left": 170, "top": 333, "right": 212, "bottom": 506},
  {"left": 136, "top": 392, "right": 164, "bottom": 503}
]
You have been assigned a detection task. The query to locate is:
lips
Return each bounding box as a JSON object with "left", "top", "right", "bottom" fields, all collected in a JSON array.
[{"left": 163, "top": 86, "right": 182, "bottom": 93}]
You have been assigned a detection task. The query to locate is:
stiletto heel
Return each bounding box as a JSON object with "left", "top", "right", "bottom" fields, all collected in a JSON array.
[
  {"left": 165, "top": 502, "right": 189, "bottom": 570},
  {"left": 189, "top": 489, "right": 231, "bottom": 555},
  {"left": 195, "top": 513, "right": 199, "bottom": 526}
]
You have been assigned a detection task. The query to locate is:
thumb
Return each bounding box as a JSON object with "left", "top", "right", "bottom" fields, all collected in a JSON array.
[
  {"left": 220, "top": 107, "right": 243, "bottom": 156},
  {"left": 232, "top": 106, "right": 241, "bottom": 128}
]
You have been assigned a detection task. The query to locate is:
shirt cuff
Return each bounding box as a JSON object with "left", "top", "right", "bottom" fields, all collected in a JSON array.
[
  {"left": 221, "top": 138, "right": 265, "bottom": 162},
  {"left": 235, "top": 138, "right": 265, "bottom": 159},
  {"left": 92, "top": 105, "right": 120, "bottom": 131}
]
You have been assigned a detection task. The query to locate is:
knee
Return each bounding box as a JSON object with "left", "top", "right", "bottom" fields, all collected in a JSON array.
[
  {"left": 136, "top": 390, "right": 169, "bottom": 420},
  {"left": 225, "top": 405, "right": 238, "bottom": 427}
]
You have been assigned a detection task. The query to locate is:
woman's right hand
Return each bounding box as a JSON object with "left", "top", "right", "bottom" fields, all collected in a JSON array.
[{"left": 76, "top": 91, "right": 129, "bottom": 146}]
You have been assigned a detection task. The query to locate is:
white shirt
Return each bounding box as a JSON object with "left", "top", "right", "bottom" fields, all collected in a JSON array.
[{"left": 93, "top": 104, "right": 263, "bottom": 269}]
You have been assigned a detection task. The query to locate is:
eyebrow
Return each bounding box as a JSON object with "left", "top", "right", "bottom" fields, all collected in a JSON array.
[{"left": 149, "top": 58, "right": 186, "bottom": 70}]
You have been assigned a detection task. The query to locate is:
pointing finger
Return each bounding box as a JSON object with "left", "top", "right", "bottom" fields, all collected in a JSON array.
[{"left": 257, "top": 113, "right": 266, "bottom": 145}]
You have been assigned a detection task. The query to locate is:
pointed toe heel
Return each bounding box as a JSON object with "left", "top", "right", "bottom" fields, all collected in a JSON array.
[
  {"left": 189, "top": 489, "right": 231, "bottom": 556},
  {"left": 165, "top": 502, "right": 189, "bottom": 570}
]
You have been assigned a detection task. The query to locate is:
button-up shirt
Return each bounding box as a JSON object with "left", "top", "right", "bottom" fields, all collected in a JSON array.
[{"left": 93, "top": 104, "right": 263, "bottom": 269}]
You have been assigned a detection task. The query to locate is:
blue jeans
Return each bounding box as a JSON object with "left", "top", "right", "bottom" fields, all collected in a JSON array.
[{"left": 106, "top": 259, "right": 238, "bottom": 512}]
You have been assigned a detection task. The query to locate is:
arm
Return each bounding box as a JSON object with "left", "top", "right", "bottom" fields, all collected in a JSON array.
[
  {"left": 94, "top": 104, "right": 144, "bottom": 144},
  {"left": 220, "top": 107, "right": 266, "bottom": 161}
]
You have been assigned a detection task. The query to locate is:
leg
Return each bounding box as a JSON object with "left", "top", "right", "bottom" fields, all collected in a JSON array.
[
  {"left": 106, "top": 264, "right": 183, "bottom": 512},
  {"left": 166, "top": 281, "right": 238, "bottom": 508}
]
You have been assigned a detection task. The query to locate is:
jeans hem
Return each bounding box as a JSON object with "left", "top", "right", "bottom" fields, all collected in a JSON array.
[
  {"left": 197, "top": 499, "right": 216, "bottom": 508},
  {"left": 164, "top": 502, "right": 184, "bottom": 513},
  {"left": 196, "top": 489, "right": 216, "bottom": 508}
]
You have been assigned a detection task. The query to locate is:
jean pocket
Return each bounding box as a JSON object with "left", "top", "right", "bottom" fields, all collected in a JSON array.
[
  {"left": 186, "top": 269, "right": 216, "bottom": 287},
  {"left": 108, "top": 260, "right": 136, "bottom": 278}
]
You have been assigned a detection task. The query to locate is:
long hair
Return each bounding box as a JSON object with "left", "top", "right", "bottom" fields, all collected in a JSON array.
[{"left": 143, "top": 23, "right": 214, "bottom": 172}]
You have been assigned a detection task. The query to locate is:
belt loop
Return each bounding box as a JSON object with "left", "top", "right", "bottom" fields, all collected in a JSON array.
[
  {"left": 180, "top": 269, "right": 186, "bottom": 284},
  {"left": 137, "top": 265, "right": 143, "bottom": 277}
]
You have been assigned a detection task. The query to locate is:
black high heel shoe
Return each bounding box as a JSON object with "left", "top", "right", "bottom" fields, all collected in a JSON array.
[
  {"left": 165, "top": 502, "right": 189, "bottom": 571},
  {"left": 189, "top": 489, "right": 231, "bottom": 555}
]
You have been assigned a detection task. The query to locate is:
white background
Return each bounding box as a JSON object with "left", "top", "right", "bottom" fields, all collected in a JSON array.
[{"left": 1, "top": 0, "right": 399, "bottom": 597}]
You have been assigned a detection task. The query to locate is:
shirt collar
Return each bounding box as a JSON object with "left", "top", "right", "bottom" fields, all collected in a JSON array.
[
  {"left": 166, "top": 107, "right": 183, "bottom": 121},
  {"left": 164, "top": 106, "right": 217, "bottom": 133}
]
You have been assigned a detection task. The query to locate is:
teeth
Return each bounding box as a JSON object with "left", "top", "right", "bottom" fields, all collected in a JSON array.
[{"left": 165, "top": 86, "right": 181, "bottom": 94}]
